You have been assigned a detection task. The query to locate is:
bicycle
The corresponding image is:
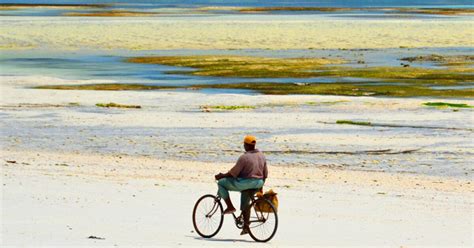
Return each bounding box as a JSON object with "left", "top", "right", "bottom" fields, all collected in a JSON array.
[{"left": 192, "top": 189, "right": 278, "bottom": 242}]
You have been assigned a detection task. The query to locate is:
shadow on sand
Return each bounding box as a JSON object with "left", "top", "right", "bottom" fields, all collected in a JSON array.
[{"left": 186, "top": 235, "right": 255, "bottom": 243}]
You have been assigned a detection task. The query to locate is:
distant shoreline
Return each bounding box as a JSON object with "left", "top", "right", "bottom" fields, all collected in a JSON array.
[{"left": 0, "top": 3, "right": 108, "bottom": 8}]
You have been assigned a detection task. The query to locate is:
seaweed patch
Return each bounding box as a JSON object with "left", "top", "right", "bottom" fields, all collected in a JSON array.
[
  {"left": 96, "top": 102, "right": 141, "bottom": 109},
  {"left": 423, "top": 102, "right": 473, "bottom": 108}
]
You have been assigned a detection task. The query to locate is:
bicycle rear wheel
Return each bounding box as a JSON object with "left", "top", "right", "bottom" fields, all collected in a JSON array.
[
  {"left": 248, "top": 198, "right": 278, "bottom": 242},
  {"left": 192, "top": 194, "right": 224, "bottom": 238}
]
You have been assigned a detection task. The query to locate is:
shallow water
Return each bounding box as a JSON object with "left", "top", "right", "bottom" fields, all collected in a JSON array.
[
  {"left": 1, "top": 0, "right": 473, "bottom": 18},
  {"left": 2, "top": 0, "right": 473, "bottom": 8},
  {"left": 1, "top": 47, "right": 473, "bottom": 87}
]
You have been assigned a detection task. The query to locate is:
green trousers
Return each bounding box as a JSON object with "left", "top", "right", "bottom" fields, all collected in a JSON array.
[{"left": 217, "top": 177, "right": 264, "bottom": 210}]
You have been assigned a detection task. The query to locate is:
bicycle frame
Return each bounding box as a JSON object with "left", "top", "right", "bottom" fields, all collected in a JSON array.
[
  {"left": 222, "top": 196, "right": 268, "bottom": 228},
  {"left": 205, "top": 197, "right": 222, "bottom": 218},
  {"left": 205, "top": 195, "right": 270, "bottom": 230},
  {"left": 193, "top": 193, "right": 278, "bottom": 242}
]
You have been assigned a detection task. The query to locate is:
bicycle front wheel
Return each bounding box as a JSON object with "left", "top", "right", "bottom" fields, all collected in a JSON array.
[
  {"left": 192, "top": 194, "right": 224, "bottom": 238},
  {"left": 248, "top": 198, "right": 278, "bottom": 242}
]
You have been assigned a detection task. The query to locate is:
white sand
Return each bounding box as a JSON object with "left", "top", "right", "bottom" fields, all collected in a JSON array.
[
  {"left": 1, "top": 149, "right": 472, "bottom": 246},
  {"left": 1, "top": 15, "right": 473, "bottom": 50}
]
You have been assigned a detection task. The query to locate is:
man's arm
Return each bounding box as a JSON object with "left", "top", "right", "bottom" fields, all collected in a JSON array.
[
  {"left": 215, "top": 155, "right": 245, "bottom": 180},
  {"left": 263, "top": 159, "right": 268, "bottom": 181},
  {"left": 214, "top": 172, "right": 233, "bottom": 180}
]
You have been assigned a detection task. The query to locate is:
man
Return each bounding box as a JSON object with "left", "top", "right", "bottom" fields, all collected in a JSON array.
[{"left": 215, "top": 135, "right": 268, "bottom": 235}]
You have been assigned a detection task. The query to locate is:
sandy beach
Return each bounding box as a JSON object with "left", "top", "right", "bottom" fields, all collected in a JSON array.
[
  {"left": 2, "top": 149, "right": 472, "bottom": 246},
  {"left": 1, "top": 16, "right": 473, "bottom": 50}
]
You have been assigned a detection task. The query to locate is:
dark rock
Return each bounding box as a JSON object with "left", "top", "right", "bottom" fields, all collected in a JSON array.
[{"left": 88, "top": 235, "right": 105, "bottom": 240}]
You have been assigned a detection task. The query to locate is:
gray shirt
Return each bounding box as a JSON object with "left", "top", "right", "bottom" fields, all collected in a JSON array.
[{"left": 228, "top": 149, "right": 268, "bottom": 179}]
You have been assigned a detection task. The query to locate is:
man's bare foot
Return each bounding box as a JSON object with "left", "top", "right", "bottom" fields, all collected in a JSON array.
[
  {"left": 240, "top": 227, "right": 250, "bottom": 235},
  {"left": 223, "top": 208, "right": 236, "bottom": 214}
]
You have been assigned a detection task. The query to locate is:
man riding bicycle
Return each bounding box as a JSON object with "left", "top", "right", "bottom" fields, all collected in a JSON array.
[{"left": 214, "top": 135, "right": 268, "bottom": 235}]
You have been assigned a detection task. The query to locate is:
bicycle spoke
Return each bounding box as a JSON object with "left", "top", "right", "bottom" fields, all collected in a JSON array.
[
  {"left": 248, "top": 199, "right": 277, "bottom": 242},
  {"left": 193, "top": 195, "right": 223, "bottom": 238}
]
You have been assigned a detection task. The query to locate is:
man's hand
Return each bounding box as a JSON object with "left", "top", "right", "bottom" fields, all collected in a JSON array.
[
  {"left": 215, "top": 173, "right": 224, "bottom": 181},
  {"left": 215, "top": 172, "right": 232, "bottom": 180}
]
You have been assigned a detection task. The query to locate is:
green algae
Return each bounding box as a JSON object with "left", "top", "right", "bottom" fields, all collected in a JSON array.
[
  {"left": 306, "top": 100, "right": 349, "bottom": 105},
  {"left": 400, "top": 55, "right": 474, "bottom": 67},
  {"left": 311, "top": 66, "right": 474, "bottom": 85},
  {"left": 35, "top": 55, "right": 474, "bottom": 98},
  {"left": 136, "top": 54, "right": 471, "bottom": 98},
  {"left": 234, "top": 7, "right": 474, "bottom": 16},
  {"left": 331, "top": 120, "right": 472, "bottom": 131},
  {"left": 237, "top": 7, "right": 353, "bottom": 12},
  {"left": 34, "top": 84, "right": 175, "bottom": 91},
  {"left": 260, "top": 102, "right": 299, "bottom": 108},
  {"left": 198, "top": 82, "right": 474, "bottom": 98},
  {"left": 126, "top": 55, "right": 474, "bottom": 86},
  {"left": 336, "top": 120, "right": 372, "bottom": 126},
  {"left": 96, "top": 102, "right": 141, "bottom": 109},
  {"left": 200, "top": 105, "right": 255, "bottom": 111},
  {"left": 126, "top": 55, "right": 345, "bottom": 78},
  {"left": 423, "top": 102, "right": 473, "bottom": 108},
  {"left": 34, "top": 82, "right": 474, "bottom": 98},
  {"left": 394, "top": 8, "right": 474, "bottom": 16},
  {"left": 64, "top": 10, "right": 156, "bottom": 17}
]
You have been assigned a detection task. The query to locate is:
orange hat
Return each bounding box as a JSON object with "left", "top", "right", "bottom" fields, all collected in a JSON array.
[{"left": 244, "top": 135, "right": 257, "bottom": 145}]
